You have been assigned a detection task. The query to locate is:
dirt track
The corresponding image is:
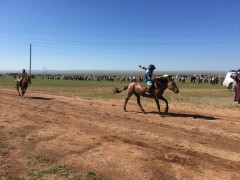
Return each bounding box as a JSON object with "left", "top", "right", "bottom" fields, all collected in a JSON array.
[{"left": 1, "top": 87, "right": 240, "bottom": 179}]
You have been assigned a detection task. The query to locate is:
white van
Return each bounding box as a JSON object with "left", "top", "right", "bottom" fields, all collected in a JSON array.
[{"left": 222, "top": 72, "right": 234, "bottom": 91}]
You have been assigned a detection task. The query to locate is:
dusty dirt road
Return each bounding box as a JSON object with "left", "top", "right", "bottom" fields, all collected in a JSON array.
[{"left": 0, "top": 87, "right": 240, "bottom": 179}]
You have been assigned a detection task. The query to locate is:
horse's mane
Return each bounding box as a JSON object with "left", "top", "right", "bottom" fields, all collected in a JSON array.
[
  {"left": 22, "top": 76, "right": 29, "bottom": 82},
  {"left": 155, "top": 77, "right": 169, "bottom": 84},
  {"left": 22, "top": 75, "right": 31, "bottom": 84}
]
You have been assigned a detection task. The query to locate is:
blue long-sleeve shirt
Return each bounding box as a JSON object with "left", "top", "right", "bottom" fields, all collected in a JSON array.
[{"left": 140, "top": 66, "right": 154, "bottom": 82}]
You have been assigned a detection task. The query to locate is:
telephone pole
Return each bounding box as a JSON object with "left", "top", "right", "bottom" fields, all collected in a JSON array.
[{"left": 29, "top": 44, "right": 32, "bottom": 77}]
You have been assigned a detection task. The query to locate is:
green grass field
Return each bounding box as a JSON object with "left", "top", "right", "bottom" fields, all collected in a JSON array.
[{"left": 0, "top": 76, "right": 238, "bottom": 109}]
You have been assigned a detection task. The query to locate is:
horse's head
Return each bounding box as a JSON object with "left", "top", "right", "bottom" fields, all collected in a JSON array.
[
  {"left": 21, "top": 76, "right": 31, "bottom": 86},
  {"left": 22, "top": 76, "right": 29, "bottom": 83},
  {"left": 167, "top": 76, "right": 179, "bottom": 94}
]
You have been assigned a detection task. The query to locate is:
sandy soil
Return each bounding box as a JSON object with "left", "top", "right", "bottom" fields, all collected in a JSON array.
[{"left": 0, "top": 87, "right": 240, "bottom": 179}]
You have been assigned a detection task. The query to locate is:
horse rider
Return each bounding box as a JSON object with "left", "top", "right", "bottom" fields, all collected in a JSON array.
[
  {"left": 19, "top": 69, "right": 28, "bottom": 86},
  {"left": 139, "top": 64, "right": 156, "bottom": 92}
]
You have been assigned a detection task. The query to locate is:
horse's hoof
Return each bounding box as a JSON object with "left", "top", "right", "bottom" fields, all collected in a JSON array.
[
  {"left": 159, "top": 113, "right": 164, "bottom": 117},
  {"left": 141, "top": 109, "right": 147, "bottom": 114},
  {"left": 124, "top": 109, "right": 127, "bottom": 112}
]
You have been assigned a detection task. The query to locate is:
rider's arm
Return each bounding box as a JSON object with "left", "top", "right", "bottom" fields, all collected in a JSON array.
[{"left": 139, "top": 65, "right": 147, "bottom": 70}]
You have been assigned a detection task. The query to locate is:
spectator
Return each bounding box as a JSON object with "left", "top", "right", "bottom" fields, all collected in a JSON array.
[{"left": 230, "top": 69, "right": 240, "bottom": 104}]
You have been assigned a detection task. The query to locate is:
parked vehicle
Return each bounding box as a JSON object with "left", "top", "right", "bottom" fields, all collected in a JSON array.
[{"left": 222, "top": 71, "right": 235, "bottom": 91}]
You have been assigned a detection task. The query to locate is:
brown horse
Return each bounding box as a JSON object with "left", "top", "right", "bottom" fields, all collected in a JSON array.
[
  {"left": 113, "top": 75, "right": 179, "bottom": 116},
  {"left": 16, "top": 76, "right": 31, "bottom": 96}
]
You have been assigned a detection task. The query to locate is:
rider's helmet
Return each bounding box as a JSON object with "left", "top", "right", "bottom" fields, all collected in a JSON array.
[
  {"left": 22, "top": 69, "right": 26, "bottom": 73},
  {"left": 237, "top": 68, "right": 240, "bottom": 74},
  {"left": 148, "top": 64, "right": 156, "bottom": 70}
]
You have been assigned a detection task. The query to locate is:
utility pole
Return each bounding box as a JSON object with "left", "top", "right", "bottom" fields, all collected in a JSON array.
[
  {"left": 29, "top": 44, "right": 32, "bottom": 77},
  {"left": 43, "top": 66, "right": 45, "bottom": 78}
]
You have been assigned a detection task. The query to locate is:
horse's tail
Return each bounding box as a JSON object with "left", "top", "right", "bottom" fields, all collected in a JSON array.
[{"left": 113, "top": 85, "right": 129, "bottom": 94}]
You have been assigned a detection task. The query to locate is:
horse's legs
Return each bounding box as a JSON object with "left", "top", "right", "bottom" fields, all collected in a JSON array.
[
  {"left": 16, "top": 83, "right": 21, "bottom": 96},
  {"left": 21, "top": 87, "right": 25, "bottom": 96},
  {"left": 154, "top": 97, "right": 162, "bottom": 116},
  {"left": 124, "top": 93, "right": 132, "bottom": 112},
  {"left": 159, "top": 96, "right": 168, "bottom": 113},
  {"left": 134, "top": 93, "right": 146, "bottom": 114},
  {"left": 22, "top": 89, "right": 25, "bottom": 96},
  {"left": 17, "top": 87, "right": 21, "bottom": 96}
]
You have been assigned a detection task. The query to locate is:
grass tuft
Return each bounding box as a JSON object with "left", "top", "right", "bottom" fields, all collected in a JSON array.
[{"left": 27, "top": 165, "right": 73, "bottom": 179}]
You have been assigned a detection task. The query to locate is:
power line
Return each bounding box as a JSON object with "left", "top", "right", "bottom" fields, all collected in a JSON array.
[
  {"left": 1, "top": 39, "right": 240, "bottom": 46},
  {"left": 0, "top": 29, "right": 239, "bottom": 37}
]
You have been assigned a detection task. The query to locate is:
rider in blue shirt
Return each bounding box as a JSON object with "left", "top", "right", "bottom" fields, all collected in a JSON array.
[{"left": 139, "top": 64, "right": 156, "bottom": 92}]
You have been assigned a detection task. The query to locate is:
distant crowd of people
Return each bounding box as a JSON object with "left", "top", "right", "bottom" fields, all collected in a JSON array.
[
  {"left": 45, "top": 74, "right": 148, "bottom": 82},
  {"left": 36, "top": 73, "right": 226, "bottom": 86},
  {"left": 176, "top": 75, "right": 224, "bottom": 85},
  {"left": 2, "top": 66, "right": 240, "bottom": 104},
  {"left": 45, "top": 74, "right": 94, "bottom": 80}
]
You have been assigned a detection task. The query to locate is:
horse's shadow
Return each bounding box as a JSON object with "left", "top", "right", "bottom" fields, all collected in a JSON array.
[
  {"left": 27, "top": 96, "right": 54, "bottom": 101},
  {"left": 148, "top": 111, "right": 219, "bottom": 120}
]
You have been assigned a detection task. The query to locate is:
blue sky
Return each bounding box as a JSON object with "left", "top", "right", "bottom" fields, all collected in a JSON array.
[{"left": 0, "top": 0, "right": 239, "bottom": 72}]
